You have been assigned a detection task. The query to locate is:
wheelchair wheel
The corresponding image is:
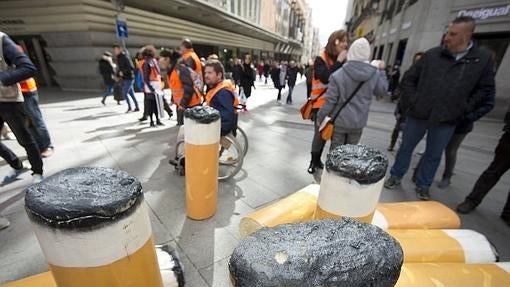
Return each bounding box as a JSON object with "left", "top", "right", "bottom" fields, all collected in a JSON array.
[
  {"left": 218, "top": 135, "right": 244, "bottom": 181},
  {"left": 236, "top": 126, "right": 249, "bottom": 157}
]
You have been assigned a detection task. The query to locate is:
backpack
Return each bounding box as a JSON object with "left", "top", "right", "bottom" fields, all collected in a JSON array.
[{"left": 187, "top": 67, "right": 204, "bottom": 94}]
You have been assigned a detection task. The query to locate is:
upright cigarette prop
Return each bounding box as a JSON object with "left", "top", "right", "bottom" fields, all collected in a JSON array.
[
  {"left": 315, "top": 145, "right": 388, "bottom": 223},
  {"left": 388, "top": 229, "right": 498, "bottom": 263},
  {"left": 396, "top": 262, "right": 510, "bottom": 286},
  {"left": 24, "top": 167, "right": 164, "bottom": 287},
  {"left": 184, "top": 106, "right": 221, "bottom": 220},
  {"left": 229, "top": 218, "right": 403, "bottom": 287}
]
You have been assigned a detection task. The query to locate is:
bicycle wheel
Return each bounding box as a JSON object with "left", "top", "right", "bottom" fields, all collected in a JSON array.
[
  {"left": 236, "top": 126, "right": 249, "bottom": 157},
  {"left": 218, "top": 135, "right": 244, "bottom": 181}
]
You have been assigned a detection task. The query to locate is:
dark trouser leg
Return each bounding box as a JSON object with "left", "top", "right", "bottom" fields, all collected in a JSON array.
[
  {"left": 23, "top": 92, "right": 52, "bottom": 150},
  {"left": 142, "top": 93, "right": 149, "bottom": 117},
  {"left": 306, "top": 82, "right": 312, "bottom": 99},
  {"left": 330, "top": 130, "right": 363, "bottom": 151},
  {"left": 0, "top": 117, "right": 23, "bottom": 170},
  {"left": 389, "top": 119, "right": 403, "bottom": 149},
  {"left": 127, "top": 81, "right": 139, "bottom": 110},
  {"left": 122, "top": 79, "right": 133, "bottom": 110},
  {"left": 466, "top": 132, "right": 510, "bottom": 206},
  {"left": 442, "top": 132, "right": 467, "bottom": 179},
  {"left": 390, "top": 116, "right": 428, "bottom": 180},
  {"left": 163, "top": 99, "right": 173, "bottom": 118},
  {"left": 311, "top": 115, "right": 326, "bottom": 154},
  {"left": 102, "top": 84, "right": 114, "bottom": 101},
  {"left": 287, "top": 86, "right": 294, "bottom": 103},
  {"left": 277, "top": 88, "right": 282, "bottom": 101},
  {"left": 0, "top": 103, "right": 43, "bottom": 175},
  {"left": 177, "top": 109, "right": 184, "bottom": 126},
  {"left": 415, "top": 123, "right": 456, "bottom": 187}
]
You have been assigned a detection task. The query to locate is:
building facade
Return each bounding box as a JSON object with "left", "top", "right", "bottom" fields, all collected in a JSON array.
[
  {"left": 0, "top": 0, "right": 311, "bottom": 91},
  {"left": 348, "top": 0, "right": 510, "bottom": 115}
]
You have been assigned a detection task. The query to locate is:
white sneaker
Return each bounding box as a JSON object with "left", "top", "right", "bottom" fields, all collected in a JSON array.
[
  {"left": 0, "top": 216, "right": 10, "bottom": 230},
  {"left": 2, "top": 161, "right": 30, "bottom": 185},
  {"left": 32, "top": 174, "right": 44, "bottom": 184}
]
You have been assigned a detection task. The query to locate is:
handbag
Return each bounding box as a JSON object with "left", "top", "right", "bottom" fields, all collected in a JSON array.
[
  {"left": 319, "top": 80, "right": 366, "bottom": 141},
  {"left": 300, "top": 89, "right": 327, "bottom": 120}
]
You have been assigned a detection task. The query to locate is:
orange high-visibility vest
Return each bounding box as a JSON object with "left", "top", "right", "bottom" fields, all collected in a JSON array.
[
  {"left": 205, "top": 80, "right": 239, "bottom": 108},
  {"left": 19, "top": 77, "right": 37, "bottom": 93},
  {"left": 168, "top": 67, "right": 202, "bottom": 108},
  {"left": 311, "top": 50, "right": 335, "bottom": 109},
  {"left": 182, "top": 50, "right": 202, "bottom": 79}
]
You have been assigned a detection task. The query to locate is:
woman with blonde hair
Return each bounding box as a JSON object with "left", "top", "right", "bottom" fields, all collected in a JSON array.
[{"left": 307, "top": 29, "right": 349, "bottom": 174}]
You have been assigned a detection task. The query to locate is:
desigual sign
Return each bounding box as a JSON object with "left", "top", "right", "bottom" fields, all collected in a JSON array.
[{"left": 457, "top": 4, "right": 510, "bottom": 20}]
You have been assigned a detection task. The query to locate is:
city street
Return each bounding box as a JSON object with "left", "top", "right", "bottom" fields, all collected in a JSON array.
[{"left": 0, "top": 79, "right": 509, "bottom": 286}]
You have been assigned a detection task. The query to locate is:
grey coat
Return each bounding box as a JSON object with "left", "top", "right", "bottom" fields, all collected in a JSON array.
[{"left": 317, "top": 61, "right": 388, "bottom": 131}]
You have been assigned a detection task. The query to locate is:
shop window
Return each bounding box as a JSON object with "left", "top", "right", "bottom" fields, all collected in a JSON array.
[{"left": 474, "top": 32, "right": 510, "bottom": 73}]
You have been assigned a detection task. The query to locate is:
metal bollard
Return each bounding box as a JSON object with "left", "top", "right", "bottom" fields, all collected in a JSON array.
[
  {"left": 184, "top": 106, "right": 221, "bottom": 220},
  {"left": 315, "top": 145, "right": 388, "bottom": 223},
  {"left": 24, "top": 167, "right": 164, "bottom": 287}
]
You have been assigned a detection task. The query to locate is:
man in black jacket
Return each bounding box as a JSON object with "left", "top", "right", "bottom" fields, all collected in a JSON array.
[
  {"left": 384, "top": 16, "right": 496, "bottom": 200},
  {"left": 113, "top": 45, "right": 139, "bottom": 113},
  {"left": 457, "top": 105, "right": 510, "bottom": 226}
]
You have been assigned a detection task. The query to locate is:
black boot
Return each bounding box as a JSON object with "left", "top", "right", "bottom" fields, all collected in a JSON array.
[{"left": 307, "top": 152, "right": 323, "bottom": 174}]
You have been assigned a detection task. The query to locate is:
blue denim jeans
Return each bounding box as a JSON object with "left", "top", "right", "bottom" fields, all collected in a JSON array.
[
  {"left": 102, "top": 84, "right": 114, "bottom": 99},
  {"left": 122, "top": 79, "right": 139, "bottom": 110},
  {"left": 23, "top": 92, "right": 53, "bottom": 150},
  {"left": 390, "top": 116, "right": 456, "bottom": 187}
]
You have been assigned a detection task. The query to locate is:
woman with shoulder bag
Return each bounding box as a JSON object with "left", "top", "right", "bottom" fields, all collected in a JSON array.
[
  {"left": 316, "top": 37, "right": 388, "bottom": 152},
  {"left": 307, "top": 30, "right": 349, "bottom": 174}
]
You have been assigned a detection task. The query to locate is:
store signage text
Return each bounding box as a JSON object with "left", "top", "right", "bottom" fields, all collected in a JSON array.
[{"left": 457, "top": 4, "right": 510, "bottom": 20}]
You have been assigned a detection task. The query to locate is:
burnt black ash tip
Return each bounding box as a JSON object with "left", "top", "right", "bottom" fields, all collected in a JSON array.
[
  {"left": 24, "top": 167, "right": 143, "bottom": 230},
  {"left": 184, "top": 106, "right": 220, "bottom": 124},
  {"left": 325, "top": 144, "right": 388, "bottom": 184},
  {"left": 229, "top": 218, "right": 403, "bottom": 287}
]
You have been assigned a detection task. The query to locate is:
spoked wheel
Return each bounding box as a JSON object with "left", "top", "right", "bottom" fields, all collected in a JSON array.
[
  {"left": 218, "top": 135, "right": 244, "bottom": 181},
  {"left": 236, "top": 126, "right": 249, "bottom": 157}
]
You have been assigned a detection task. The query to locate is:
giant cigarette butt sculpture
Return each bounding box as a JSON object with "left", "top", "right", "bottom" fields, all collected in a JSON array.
[
  {"left": 230, "top": 218, "right": 403, "bottom": 287},
  {"left": 388, "top": 229, "right": 498, "bottom": 263},
  {"left": 396, "top": 262, "right": 510, "bottom": 286},
  {"left": 240, "top": 186, "right": 460, "bottom": 237},
  {"left": 373, "top": 200, "right": 460, "bottom": 229},
  {"left": 24, "top": 167, "right": 165, "bottom": 287},
  {"left": 184, "top": 106, "right": 221, "bottom": 220},
  {"left": 314, "top": 145, "right": 388, "bottom": 222}
]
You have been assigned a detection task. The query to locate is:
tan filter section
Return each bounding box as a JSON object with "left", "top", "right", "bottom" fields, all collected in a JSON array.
[
  {"left": 48, "top": 237, "right": 162, "bottom": 287},
  {"left": 185, "top": 142, "right": 219, "bottom": 220},
  {"left": 0, "top": 245, "right": 182, "bottom": 287},
  {"left": 314, "top": 206, "right": 375, "bottom": 224},
  {"left": 396, "top": 263, "right": 510, "bottom": 287},
  {"left": 374, "top": 201, "right": 461, "bottom": 229},
  {"left": 239, "top": 185, "right": 319, "bottom": 237}
]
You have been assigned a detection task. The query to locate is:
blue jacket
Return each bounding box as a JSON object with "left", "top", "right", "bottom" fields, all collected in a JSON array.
[
  {"left": 0, "top": 33, "right": 36, "bottom": 86},
  {"left": 210, "top": 88, "right": 237, "bottom": 136}
]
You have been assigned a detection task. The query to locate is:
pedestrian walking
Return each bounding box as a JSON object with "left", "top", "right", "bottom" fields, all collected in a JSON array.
[
  {"left": 18, "top": 70, "right": 55, "bottom": 158},
  {"left": 134, "top": 51, "right": 144, "bottom": 93},
  {"left": 159, "top": 49, "right": 201, "bottom": 126},
  {"left": 388, "top": 65, "right": 400, "bottom": 102},
  {"left": 0, "top": 31, "right": 43, "bottom": 187},
  {"left": 113, "top": 45, "right": 139, "bottom": 113},
  {"left": 384, "top": 16, "right": 496, "bottom": 201},
  {"left": 307, "top": 29, "right": 349, "bottom": 174},
  {"left": 270, "top": 61, "right": 284, "bottom": 103},
  {"left": 286, "top": 60, "right": 298, "bottom": 104},
  {"left": 456, "top": 105, "right": 510, "bottom": 226},
  {"left": 232, "top": 58, "right": 242, "bottom": 88},
  {"left": 263, "top": 60, "right": 270, "bottom": 84},
  {"left": 141, "top": 46, "right": 164, "bottom": 127},
  {"left": 387, "top": 52, "right": 423, "bottom": 152},
  {"left": 304, "top": 59, "right": 314, "bottom": 99},
  {"left": 98, "top": 51, "right": 117, "bottom": 105},
  {"left": 316, "top": 38, "right": 388, "bottom": 151},
  {"left": 257, "top": 62, "right": 264, "bottom": 81},
  {"left": 239, "top": 54, "right": 255, "bottom": 112}
]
